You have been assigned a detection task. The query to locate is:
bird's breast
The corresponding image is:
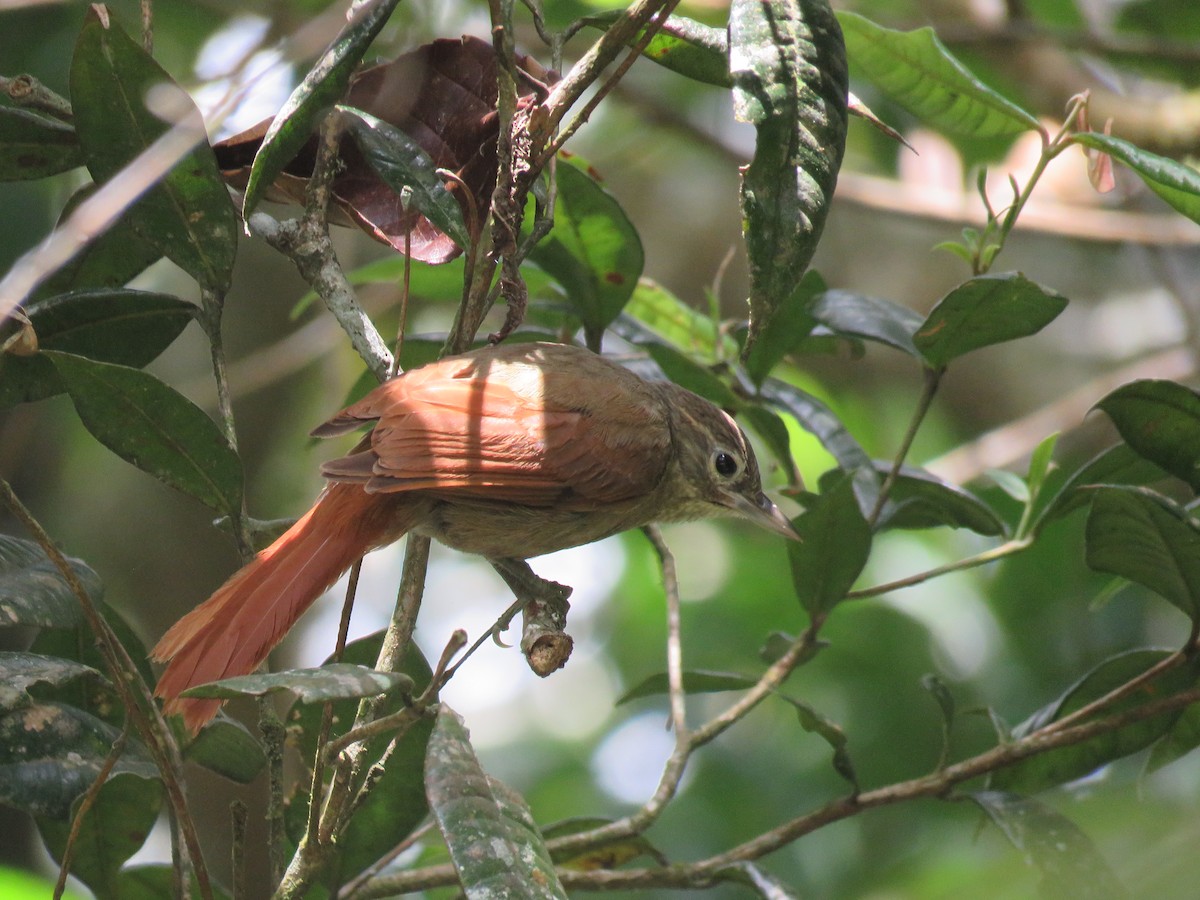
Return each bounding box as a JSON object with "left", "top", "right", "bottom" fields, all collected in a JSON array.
[{"left": 415, "top": 495, "right": 656, "bottom": 559}]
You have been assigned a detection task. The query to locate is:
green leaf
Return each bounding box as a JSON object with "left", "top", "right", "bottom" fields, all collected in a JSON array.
[
  {"left": 914, "top": 273, "right": 1067, "bottom": 368},
  {"left": 1073, "top": 132, "right": 1200, "bottom": 225},
  {"left": 242, "top": 0, "right": 402, "bottom": 219},
  {"left": 182, "top": 717, "right": 266, "bottom": 784},
  {"left": 1033, "top": 443, "right": 1169, "bottom": 529},
  {"left": 0, "top": 289, "right": 195, "bottom": 410},
  {"left": 112, "top": 866, "right": 230, "bottom": 900},
  {"left": 1026, "top": 432, "right": 1060, "bottom": 500},
  {"left": 38, "top": 772, "right": 162, "bottom": 900},
  {"left": 1094, "top": 379, "right": 1200, "bottom": 492},
  {"left": 837, "top": 11, "right": 1040, "bottom": 138},
  {"left": 968, "top": 791, "right": 1125, "bottom": 899},
  {"left": 744, "top": 270, "right": 824, "bottom": 386},
  {"left": 0, "top": 702, "right": 158, "bottom": 820},
  {"left": 0, "top": 652, "right": 102, "bottom": 713},
  {"left": 28, "top": 600, "right": 154, "bottom": 715},
  {"left": 622, "top": 278, "right": 738, "bottom": 360},
  {"left": 644, "top": 342, "right": 738, "bottom": 408},
  {"left": 740, "top": 403, "right": 802, "bottom": 489},
  {"left": 0, "top": 534, "right": 101, "bottom": 629},
  {"left": 70, "top": 7, "right": 237, "bottom": 292},
  {"left": 583, "top": 12, "right": 731, "bottom": 86},
  {"left": 788, "top": 475, "right": 871, "bottom": 617},
  {"left": 341, "top": 105, "right": 472, "bottom": 250},
  {"left": 425, "top": 704, "right": 567, "bottom": 899},
  {"left": 839, "top": 465, "right": 1005, "bottom": 536},
  {"left": 809, "top": 289, "right": 923, "bottom": 356},
  {"left": 181, "top": 663, "right": 412, "bottom": 704},
  {"left": 0, "top": 107, "right": 82, "bottom": 180},
  {"left": 995, "top": 649, "right": 1198, "bottom": 793},
  {"left": 36, "top": 184, "right": 163, "bottom": 298},
  {"left": 47, "top": 352, "right": 243, "bottom": 518},
  {"left": 760, "top": 378, "right": 880, "bottom": 512},
  {"left": 1085, "top": 486, "right": 1200, "bottom": 622},
  {"left": 775, "top": 693, "right": 857, "bottom": 789},
  {"left": 286, "top": 632, "right": 434, "bottom": 886},
  {"left": 1146, "top": 698, "right": 1200, "bottom": 774},
  {"left": 616, "top": 669, "right": 758, "bottom": 705},
  {"left": 732, "top": 0, "right": 848, "bottom": 352},
  {"left": 529, "top": 161, "right": 644, "bottom": 347}
]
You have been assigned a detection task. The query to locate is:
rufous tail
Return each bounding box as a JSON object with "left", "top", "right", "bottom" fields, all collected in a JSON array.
[{"left": 152, "top": 484, "right": 412, "bottom": 733}]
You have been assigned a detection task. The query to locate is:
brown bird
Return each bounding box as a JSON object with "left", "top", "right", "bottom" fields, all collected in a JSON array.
[{"left": 152, "top": 341, "right": 799, "bottom": 731}]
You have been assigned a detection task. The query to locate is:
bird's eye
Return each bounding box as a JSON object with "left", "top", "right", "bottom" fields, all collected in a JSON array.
[{"left": 712, "top": 450, "right": 740, "bottom": 478}]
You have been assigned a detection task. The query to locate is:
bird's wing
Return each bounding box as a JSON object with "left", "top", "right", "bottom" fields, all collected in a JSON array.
[{"left": 317, "top": 351, "right": 671, "bottom": 507}]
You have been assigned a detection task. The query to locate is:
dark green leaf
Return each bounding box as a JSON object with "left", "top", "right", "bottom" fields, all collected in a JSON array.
[
  {"left": 529, "top": 161, "right": 644, "bottom": 347},
  {"left": 995, "top": 649, "right": 1197, "bottom": 792},
  {"left": 740, "top": 403, "right": 802, "bottom": 489},
  {"left": 341, "top": 106, "right": 471, "bottom": 250},
  {"left": 617, "top": 669, "right": 758, "bottom": 705},
  {"left": 810, "top": 289, "right": 922, "bottom": 356},
  {"left": 969, "top": 791, "right": 1126, "bottom": 900},
  {"left": 181, "top": 663, "right": 412, "bottom": 704},
  {"left": 788, "top": 475, "right": 871, "bottom": 617},
  {"left": 0, "top": 534, "right": 101, "bottom": 629},
  {"left": 182, "top": 717, "right": 266, "bottom": 784},
  {"left": 1094, "top": 380, "right": 1200, "bottom": 492},
  {"left": 36, "top": 184, "right": 163, "bottom": 298},
  {"left": 28, "top": 600, "right": 154, "bottom": 714},
  {"left": 0, "top": 107, "right": 81, "bottom": 180},
  {"left": 38, "top": 772, "right": 162, "bottom": 900},
  {"left": 0, "top": 289, "right": 195, "bottom": 410},
  {"left": 70, "top": 8, "right": 237, "bottom": 292},
  {"left": 1073, "top": 132, "right": 1200, "bottom": 225},
  {"left": 837, "top": 11, "right": 1040, "bottom": 138},
  {"left": 48, "top": 352, "right": 243, "bottom": 517},
  {"left": 733, "top": 0, "right": 848, "bottom": 352},
  {"left": 1085, "top": 486, "right": 1200, "bottom": 621},
  {"left": 286, "top": 632, "right": 434, "bottom": 886},
  {"left": 0, "top": 652, "right": 102, "bottom": 713},
  {"left": 865, "top": 465, "right": 1005, "bottom": 535},
  {"left": 0, "top": 702, "right": 157, "bottom": 820},
  {"left": 744, "top": 270, "right": 824, "bottom": 386},
  {"left": 1147, "top": 698, "right": 1200, "bottom": 774},
  {"left": 622, "top": 278, "right": 738, "bottom": 359},
  {"left": 644, "top": 343, "right": 738, "bottom": 408},
  {"left": 583, "top": 12, "right": 730, "bottom": 86},
  {"left": 914, "top": 273, "right": 1067, "bottom": 368},
  {"left": 242, "top": 0, "right": 402, "bottom": 219},
  {"left": 760, "top": 377, "right": 880, "bottom": 512},
  {"left": 425, "top": 704, "right": 567, "bottom": 898},
  {"left": 1033, "top": 443, "right": 1170, "bottom": 528},
  {"left": 776, "top": 693, "right": 858, "bottom": 789}
]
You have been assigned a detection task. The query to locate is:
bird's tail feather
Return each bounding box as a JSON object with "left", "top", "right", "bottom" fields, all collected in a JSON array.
[{"left": 152, "top": 484, "right": 412, "bottom": 733}]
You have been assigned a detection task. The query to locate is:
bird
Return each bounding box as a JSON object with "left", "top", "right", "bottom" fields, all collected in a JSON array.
[{"left": 152, "top": 341, "right": 800, "bottom": 731}]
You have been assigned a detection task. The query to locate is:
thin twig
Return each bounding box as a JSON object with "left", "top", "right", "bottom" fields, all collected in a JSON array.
[
  {"left": 868, "top": 367, "right": 942, "bottom": 526},
  {"left": 54, "top": 716, "right": 131, "bottom": 900},
  {"left": 846, "top": 539, "right": 1032, "bottom": 601}
]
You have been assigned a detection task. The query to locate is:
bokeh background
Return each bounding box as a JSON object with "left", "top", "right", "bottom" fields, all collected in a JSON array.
[{"left": 3, "top": 0, "right": 1200, "bottom": 896}]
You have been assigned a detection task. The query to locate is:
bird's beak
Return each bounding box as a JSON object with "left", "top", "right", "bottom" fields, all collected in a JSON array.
[{"left": 728, "top": 492, "right": 802, "bottom": 541}]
